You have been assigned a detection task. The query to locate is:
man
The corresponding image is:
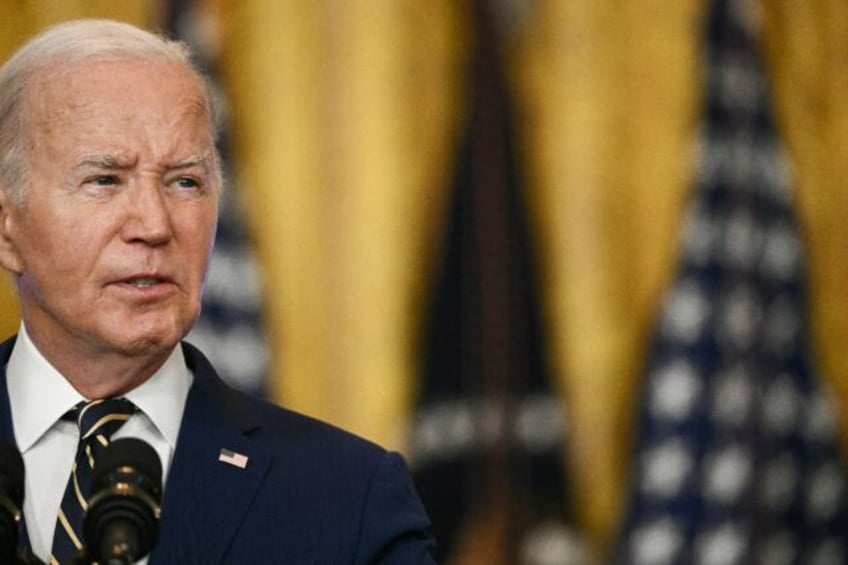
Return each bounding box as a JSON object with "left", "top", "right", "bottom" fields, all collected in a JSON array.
[{"left": 0, "top": 19, "right": 434, "bottom": 564}]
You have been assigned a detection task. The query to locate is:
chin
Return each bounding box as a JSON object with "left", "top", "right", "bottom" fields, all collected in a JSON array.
[
  {"left": 96, "top": 308, "right": 197, "bottom": 355},
  {"left": 112, "top": 334, "right": 179, "bottom": 358},
  {"left": 109, "top": 322, "right": 187, "bottom": 356}
]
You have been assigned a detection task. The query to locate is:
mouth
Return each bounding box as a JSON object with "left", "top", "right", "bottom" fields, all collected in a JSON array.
[
  {"left": 115, "top": 274, "right": 174, "bottom": 289},
  {"left": 126, "top": 277, "right": 163, "bottom": 288}
]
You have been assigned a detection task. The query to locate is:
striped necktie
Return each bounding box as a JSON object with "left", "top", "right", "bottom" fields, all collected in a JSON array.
[{"left": 50, "top": 398, "right": 136, "bottom": 565}]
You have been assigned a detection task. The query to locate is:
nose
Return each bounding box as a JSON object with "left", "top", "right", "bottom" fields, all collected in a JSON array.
[{"left": 121, "top": 180, "right": 173, "bottom": 246}]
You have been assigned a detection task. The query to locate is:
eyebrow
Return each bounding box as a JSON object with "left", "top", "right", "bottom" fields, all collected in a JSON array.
[
  {"left": 170, "top": 153, "right": 213, "bottom": 171},
  {"left": 71, "top": 152, "right": 213, "bottom": 171},
  {"left": 73, "top": 154, "right": 135, "bottom": 171}
]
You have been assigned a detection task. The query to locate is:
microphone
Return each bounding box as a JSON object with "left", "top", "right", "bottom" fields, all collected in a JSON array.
[
  {"left": 0, "top": 441, "right": 48, "bottom": 565},
  {"left": 0, "top": 440, "right": 24, "bottom": 563},
  {"left": 83, "top": 438, "right": 162, "bottom": 565}
]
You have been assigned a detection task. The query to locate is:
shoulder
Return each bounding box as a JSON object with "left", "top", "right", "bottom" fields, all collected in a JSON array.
[
  {"left": 176, "top": 342, "right": 435, "bottom": 562},
  {"left": 247, "top": 390, "right": 388, "bottom": 467},
  {"left": 181, "top": 339, "right": 388, "bottom": 472},
  {"left": 234, "top": 397, "right": 435, "bottom": 562}
]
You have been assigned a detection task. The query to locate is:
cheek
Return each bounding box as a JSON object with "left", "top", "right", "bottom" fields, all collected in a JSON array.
[
  {"left": 17, "top": 213, "right": 116, "bottom": 299},
  {"left": 28, "top": 216, "right": 99, "bottom": 264},
  {"left": 14, "top": 226, "right": 91, "bottom": 312},
  {"left": 17, "top": 215, "right": 69, "bottom": 268},
  {"left": 176, "top": 211, "right": 217, "bottom": 274},
  {"left": 22, "top": 236, "right": 86, "bottom": 294}
]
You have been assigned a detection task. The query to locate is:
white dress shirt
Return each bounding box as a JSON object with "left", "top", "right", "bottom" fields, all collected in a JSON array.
[{"left": 6, "top": 323, "right": 193, "bottom": 563}]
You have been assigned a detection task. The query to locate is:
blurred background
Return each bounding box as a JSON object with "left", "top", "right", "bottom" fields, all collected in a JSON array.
[{"left": 2, "top": 1, "right": 848, "bottom": 563}]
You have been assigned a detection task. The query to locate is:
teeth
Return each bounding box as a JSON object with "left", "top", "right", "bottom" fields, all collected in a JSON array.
[{"left": 129, "top": 278, "right": 159, "bottom": 288}]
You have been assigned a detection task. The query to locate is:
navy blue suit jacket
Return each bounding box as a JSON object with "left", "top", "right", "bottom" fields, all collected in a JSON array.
[{"left": 0, "top": 337, "right": 436, "bottom": 564}]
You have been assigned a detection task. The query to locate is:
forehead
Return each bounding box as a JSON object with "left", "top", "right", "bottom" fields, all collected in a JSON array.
[{"left": 27, "top": 57, "right": 212, "bottom": 147}]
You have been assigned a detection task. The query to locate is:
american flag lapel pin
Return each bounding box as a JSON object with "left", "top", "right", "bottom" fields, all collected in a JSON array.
[{"left": 218, "top": 448, "right": 249, "bottom": 469}]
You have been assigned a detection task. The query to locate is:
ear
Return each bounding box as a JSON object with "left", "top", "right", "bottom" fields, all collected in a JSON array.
[{"left": 0, "top": 184, "right": 23, "bottom": 275}]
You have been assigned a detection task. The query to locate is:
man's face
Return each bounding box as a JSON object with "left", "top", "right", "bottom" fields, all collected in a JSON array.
[{"left": 0, "top": 57, "right": 219, "bottom": 361}]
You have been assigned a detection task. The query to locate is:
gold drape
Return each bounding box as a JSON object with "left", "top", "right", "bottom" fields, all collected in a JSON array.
[
  {"left": 1, "top": 0, "right": 847, "bottom": 552},
  {"left": 217, "top": 1, "right": 463, "bottom": 450},
  {"left": 514, "top": 1, "right": 706, "bottom": 542}
]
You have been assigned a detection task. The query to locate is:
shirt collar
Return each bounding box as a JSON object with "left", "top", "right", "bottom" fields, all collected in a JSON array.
[
  {"left": 123, "top": 344, "right": 192, "bottom": 449},
  {"left": 7, "top": 323, "right": 192, "bottom": 453}
]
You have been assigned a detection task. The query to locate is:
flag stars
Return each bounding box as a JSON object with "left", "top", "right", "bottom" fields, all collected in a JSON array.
[
  {"left": 757, "top": 147, "right": 793, "bottom": 203},
  {"left": 761, "top": 375, "right": 800, "bottom": 436},
  {"left": 722, "top": 209, "right": 759, "bottom": 269},
  {"left": 519, "top": 521, "right": 589, "bottom": 565},
  {"left": 514, "top": 395, "right": 565, "bottom": 453},
  {"left": 710, "top": 366, "right": 753, "bottom": 428},
  {"left": 716, "top": 56, "right": 763, "bottom": 115},
  {"left": 641, "top": 440, "right": 694, "bottom": 498},
  {"left": 694, "top": 522, "right": 748, "bottom": 565},
  {"left": 806, "top": 462, "right": 846, "bottom": 522},
  {"left": 683, "top": 205, "right": 720, "bottom": 266},
  {"left": 649, "top": 359, "right": 702, "bottom": 422},
  {"left": 762, "top": 295, "right": 799, "bottom": 357},
  {"left": 804, "top": 393, "right": 839, "bottom": 444},
  {"left": 703, "top": 445, "right": 752, "bottom": 505},
  {"left": 189, "top": 322, "right": 269, "bottom": 392},
  {"left": 726, "top": 133, "right": 757, "bottom": 189},
  {"left": 699, "top": 135, "right": 730, "bottom": 187},
  {"left": 661, "top": 280, "right": 710, "bottom": 343},
  {"left": 411, "top": 401, "right": 476, "bottom": 465},
  {"left": 758, "top": 530, "right": 796, "bottom": 565},
  {"left": 716, "top": 285, "right": 760, "bottom": 350},
  {"left": 760, "top": 222, "right": 800, "bottom": 281},
  {"left": 760, "top": 454, "right": 798, "bottom": 512},
  {"left": 630, "top": 518, "right": 684, "bottom": 565}
]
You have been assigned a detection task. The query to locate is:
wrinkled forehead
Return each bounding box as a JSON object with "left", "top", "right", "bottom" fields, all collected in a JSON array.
[{"left": 26, "top": 56, "right": 214, "bottom": 136}]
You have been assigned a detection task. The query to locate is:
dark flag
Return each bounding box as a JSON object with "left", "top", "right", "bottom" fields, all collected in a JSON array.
[
  {"left": 408, "top": 2, "right": 587, "bottom": 563},
  {"left": 616, "top": 1, "right": 848, "bottom": 563},
  {"left": 164, "top": 0, "right": 269, "bottom": 397}
]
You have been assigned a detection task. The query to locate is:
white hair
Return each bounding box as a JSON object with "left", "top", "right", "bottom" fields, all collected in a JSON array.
[{"left": 0, "top": 19, "right": 222, "bottom": 204}]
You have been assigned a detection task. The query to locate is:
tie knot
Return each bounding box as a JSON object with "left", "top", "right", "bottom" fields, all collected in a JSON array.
[{"left": 71, "top": 398, "right": 136, "bottom": 441}]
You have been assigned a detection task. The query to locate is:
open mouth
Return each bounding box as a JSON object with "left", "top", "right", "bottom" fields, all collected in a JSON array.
[
  {"left": 119, "top": 276, "right": 171, "bottom": 289},
  {"left": 127, "top": 277, "right": 162, "bottom": 288}
]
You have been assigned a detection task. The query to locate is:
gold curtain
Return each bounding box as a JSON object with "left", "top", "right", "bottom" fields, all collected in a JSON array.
[
  {"left": 216, "top": 0, "right": 464, "bottom": 451},
  {"left": 513, "top": 1, "right": 705, "bottom": 543},
  {"left": 1, "top": 0, "right": 847, "bottom": 553}
]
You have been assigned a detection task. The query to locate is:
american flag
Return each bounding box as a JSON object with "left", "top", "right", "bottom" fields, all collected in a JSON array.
[
  {"left": 615, "top": 1, "right": 848, "bottom": 564},
  {"left": 408, "top": 2, "right": 587, "bottom": 563},
  {"left": 218, "top": 448, "right": 249, "bottom": 469}
]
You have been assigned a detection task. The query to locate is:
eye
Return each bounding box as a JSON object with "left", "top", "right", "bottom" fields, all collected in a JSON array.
[
  {"left": 176, "top": 177, "right": 199, "bottom": 189},
  {"left": 89, "top": 175, "right": 118, "bottom": 186},
  {"left": 170, "top": 176, "right": 205, "bottom": 195}
]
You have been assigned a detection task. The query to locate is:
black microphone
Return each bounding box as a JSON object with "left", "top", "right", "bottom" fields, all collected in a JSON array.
[
  {"left": 0, "top": 440, "right": 24, "bottom": 563},
  {"left": 83, "top": 438, "right": 162, "bottom": 565},
  {"left": 0, "top": 441, "right": 49, "bottom": 565}
]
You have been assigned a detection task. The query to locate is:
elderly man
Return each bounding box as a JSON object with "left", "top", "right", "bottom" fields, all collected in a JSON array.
[{"left": 0, "top": 19, "right": 434, "bottom": 564}]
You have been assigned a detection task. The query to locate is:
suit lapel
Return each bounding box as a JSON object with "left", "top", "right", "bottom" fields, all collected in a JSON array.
[
  {"left": 0, "top": 337, "right": 16, "bottom": 445},
  {"left": 150, "top": 343, "right": 272, "bottom": 565}
]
